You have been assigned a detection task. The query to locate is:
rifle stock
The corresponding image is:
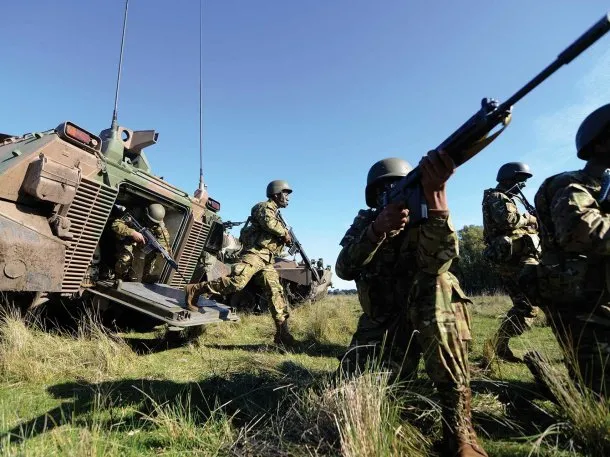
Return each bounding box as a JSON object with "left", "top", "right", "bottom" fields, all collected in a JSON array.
[{"left": 383, "top": 13, "right": 610, "bottom": 225}]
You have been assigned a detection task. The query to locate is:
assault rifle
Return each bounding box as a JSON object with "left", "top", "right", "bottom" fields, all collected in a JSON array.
[
  {"left": 114, "top": 204, "right": 184, "bottom": 279},
  {"left": 222, "top": 220, "right": 246, "bottom": 229},
  {"left": 382, "top": 13, "right": 610, "bottom": 224},
  {"left": 276, "top": 211, "right": 322, "bottom": 283},
  {"left": 506, "top": 183, "right": 537, "bottom": 216}
]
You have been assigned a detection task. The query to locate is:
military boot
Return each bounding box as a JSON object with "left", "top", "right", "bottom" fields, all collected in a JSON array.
[
  {"left": 183, "top": 282, "right": 208, "bottom": 312},
  {"left": 273, "top": 319, "right": 297, "bottom": 346},
  {"left": 440, "top": 386, "right": 488, "bottom": 457}
]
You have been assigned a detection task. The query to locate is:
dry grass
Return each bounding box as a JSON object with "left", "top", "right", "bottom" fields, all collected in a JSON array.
[
  {"left": 525, "top": 351, "right": 610, "bottom": 457},
  {"left": 291, "top": 370, "right": 430, "bottom": 457},
  {"left": 0, "top": 308, "right": 136, "bottom": 384},
  {"left": 0, "top": 295, "right": 598, "bottom": 456}
]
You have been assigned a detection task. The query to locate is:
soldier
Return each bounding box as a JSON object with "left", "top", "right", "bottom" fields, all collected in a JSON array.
[
  {"left": 535, "top": 104, "right": 610, "bottom": 396},
  {"left": 337, "top": 153, "right": 487, "bottom": 457},
  {"left": 111, "top": 203, "right": 171, "bottom": 283},
  {"left": 184, "top": 180, "right": 296, "bottom": 345},
  {"left": 482, "top": 163, "right": 540, "bottom": 362}
]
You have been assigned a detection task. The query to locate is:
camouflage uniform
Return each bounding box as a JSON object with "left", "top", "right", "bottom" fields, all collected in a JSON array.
[
  {"left": 482, "top": 187, "right": 540, "bottom": 350},
  {"left": 111, "top": 218, "right": 171, "bottom": 282},
  {"left": 193, "top": 199, "right": 289, "bottom": 324},
  {"left": 337, "top": 210, "right": 473, "bottom": 399},
  {"left": 535, "top": 164, "right": 610, "bottom": 395}
]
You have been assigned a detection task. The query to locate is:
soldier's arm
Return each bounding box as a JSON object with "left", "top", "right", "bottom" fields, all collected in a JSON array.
[
  {"left": 253, "top": 203, "right": 288, "bottom": 238},
  {"left": 111, "top": 219, "right": 136, "bottom": 238},
  {"left": 489, "top": 193, "right": 531, "bottom": 231},
  {"left": 417, "top": 214, "right": 459, "bottom": 274},
  {"left": 335, "top": 222, "right": 385, "bottom": 280},
  {"left": 552, "top": 183, "right": 610, "bottom": 255}
]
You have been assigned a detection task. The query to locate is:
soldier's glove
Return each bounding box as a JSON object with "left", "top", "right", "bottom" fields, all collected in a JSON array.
[
  {"left": 372, "top": 203, "right": 409, "bottom": 235},
  {"left": 283, "top": 232, "right": 293, "bottom": 245}
]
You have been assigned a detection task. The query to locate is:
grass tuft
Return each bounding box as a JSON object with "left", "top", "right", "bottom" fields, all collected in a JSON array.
[{"left": 0, "top": 308, "right": 136, "bottom": 383}]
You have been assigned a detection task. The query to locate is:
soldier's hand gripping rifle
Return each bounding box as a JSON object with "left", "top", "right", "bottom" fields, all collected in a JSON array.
[
  {"left": 382, "top": 14, "right": 610, "bottom": 224},
  {"left": 276, "top": 212, "right": 323, "bottom": 283},
  {"left": 114, "top": 204, "right": 185, "bottom": 280}
]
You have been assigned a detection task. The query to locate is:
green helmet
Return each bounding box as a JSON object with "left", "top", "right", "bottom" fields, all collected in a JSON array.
[
  {"left": 365, "top": 158, "right": 412, "bottom": 208},
  {"left": 576, "top": 104, "right": 610, "bottom": 160},
  {"left": 266, "top": 180, "right": 292, "bottom": 198},
  {"left": 496, "top": 162, "right": 532, "bottom": 183},
  {"left": 145, "top": 203, "right": 166, "bottom": 224}
]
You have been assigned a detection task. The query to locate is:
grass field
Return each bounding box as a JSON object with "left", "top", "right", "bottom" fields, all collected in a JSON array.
[{"left": 0, "top": 295, "right": 607, "bottom": 456}]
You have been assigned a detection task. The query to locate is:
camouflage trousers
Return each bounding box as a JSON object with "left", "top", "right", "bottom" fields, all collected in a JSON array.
[
  {"left": 115, "top": 242, "right": 161, "bottom": 283},
  {"left": 205, "top": 252, "right": 289, "bottom": 324},
  {"left": 544, "top": 300, "right": 610, "bottom": 396},
  {"left": 341, "top": 272, "right": 472, "bottom": 389},
  {"left": 495, "top": 261, "right": 539, "bottom": 340}
]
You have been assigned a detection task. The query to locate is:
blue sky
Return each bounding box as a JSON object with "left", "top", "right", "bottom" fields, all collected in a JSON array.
[{"left": 1, "top": 1, "right": 609, "bottom": 289}]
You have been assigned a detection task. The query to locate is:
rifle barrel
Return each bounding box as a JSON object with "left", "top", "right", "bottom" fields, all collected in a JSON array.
[{"left": 501, "top": 13, "right": 610, "bottom": 111}]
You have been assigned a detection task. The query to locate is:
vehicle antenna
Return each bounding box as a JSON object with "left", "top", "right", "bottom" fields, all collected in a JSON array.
[
  {"left": 196, "top": 0, "right": 206, "bottom": 196},
  {"left": 111, "top": 0, "right": 129, "bottom": 130}
]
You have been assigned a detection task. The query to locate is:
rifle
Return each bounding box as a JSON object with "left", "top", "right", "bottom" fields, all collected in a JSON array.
[
  {"left": 382, "top": 13, "right": 610, "bottom": 224},
  {"left": 515, "top": 188, "right": 537, "bottom": 217},
  {"left": 222, "top": 220, "right": 246, "bottom": 229},
  {"left": 506, "top": 183, "right": 537, "bottom": 216},
  {"left": 276, "top": 211, "right": 323, "bottom": 283},
  {"left": 114, "top": 204, "right": 186, "bottom": 281},
  {"left": 599, "top": 169, "right": 610, "bottom": 204}
]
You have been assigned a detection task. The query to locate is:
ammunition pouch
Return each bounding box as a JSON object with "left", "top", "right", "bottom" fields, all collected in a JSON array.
[
  {"left": 536, "top": 254, "right": 588, "bottom": 304},
  {"left": 484, "top": 234, "right": 540, "bottom": 264},
  {"left": 483, "top": 236, "right": 513, "bottom": 263}
]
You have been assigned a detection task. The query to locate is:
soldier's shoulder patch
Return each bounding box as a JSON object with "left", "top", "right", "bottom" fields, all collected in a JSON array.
[{"left": 339, "top": 209, "right": 376, "bottom": 247}]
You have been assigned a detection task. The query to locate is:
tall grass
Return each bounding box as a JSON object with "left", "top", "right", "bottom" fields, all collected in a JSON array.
[
  {"left": 137, "top": 388, "right": 235, "bottom": 455},
  {"left": 525, "top": 351, "right": 610, "bottom": 457},
  {"left": 291, "top": 369, "right": 431, "bottom": 457},
  {"left": 0, "top": 308, "right": 136, "bottom": 383}
]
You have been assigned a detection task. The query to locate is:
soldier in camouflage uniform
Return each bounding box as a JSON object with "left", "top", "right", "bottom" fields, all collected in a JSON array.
[
  {"left": 535, "top": 104, "right": 610, "bottom": 396},
  {"left": 111, "top": 203, "right": 171, "bottom": 283},
  {"left": 337, "top": 152, "right": 487, "bottom": 457},
  {"left": 184, "top": 180, "right": 296, "bottom": 345},
  {"left": 482, "top": 163, "right": 540, "bottom": 362}
]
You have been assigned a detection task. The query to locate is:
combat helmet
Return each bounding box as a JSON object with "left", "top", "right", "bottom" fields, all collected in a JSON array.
[
  {"left": 365, "top": 158, "right": 412, "bottom": 208},
  {"left": 576, "top": 103, "right": 610, "bottom": 160},
  {"left": 146, "top": 203, "right": 166, "bottom": 225},
  {"left": 266, "top": 180, "right": 292, "bottom": 198},
  {"left": 496, "top": 162, "right": 532, "bottom": 183}
]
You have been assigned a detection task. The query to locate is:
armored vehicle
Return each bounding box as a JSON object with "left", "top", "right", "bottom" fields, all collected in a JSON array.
[
  {"left": 0, "top": 121, "right": 238, "bottom": 329},
  {"left": 184, "top": 220, "right": 333, "bottom": 313}
]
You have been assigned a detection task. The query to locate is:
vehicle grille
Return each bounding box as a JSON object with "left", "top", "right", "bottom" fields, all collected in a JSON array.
[
  {"left": 61, "top": 178, "right": 117, "bottom": 293},
  {"left": 170, "top": 220, "right": 210, "bottom": 288}
]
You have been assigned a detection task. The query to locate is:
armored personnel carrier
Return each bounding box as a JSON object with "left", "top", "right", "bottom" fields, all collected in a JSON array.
[{"left": 0, "top": 121, "right": 238, "bottom": 329}]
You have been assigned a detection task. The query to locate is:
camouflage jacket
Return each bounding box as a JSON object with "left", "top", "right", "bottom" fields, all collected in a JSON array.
[
  {"left": 535, "top": 165, "right": 610, "bottom": 300},
  {"left": 336, "top": 209, "right": 460, "bottom": 317},
  {"left": 239, "top": 199, "right": 288, "bottom": 262},
  {"left": 111, "top": 218, "right": 171, "bottom": 252},
  {"left": 482, "top": 188, "right": 537, "bottom": 242},
  {"left": 482, "top": 187, "right": 539, "bottom": 264}
]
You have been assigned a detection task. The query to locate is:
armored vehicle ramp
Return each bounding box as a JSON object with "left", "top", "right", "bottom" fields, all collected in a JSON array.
[{"left": 87, "top": 281, "right": 239, "bottom": 328}]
